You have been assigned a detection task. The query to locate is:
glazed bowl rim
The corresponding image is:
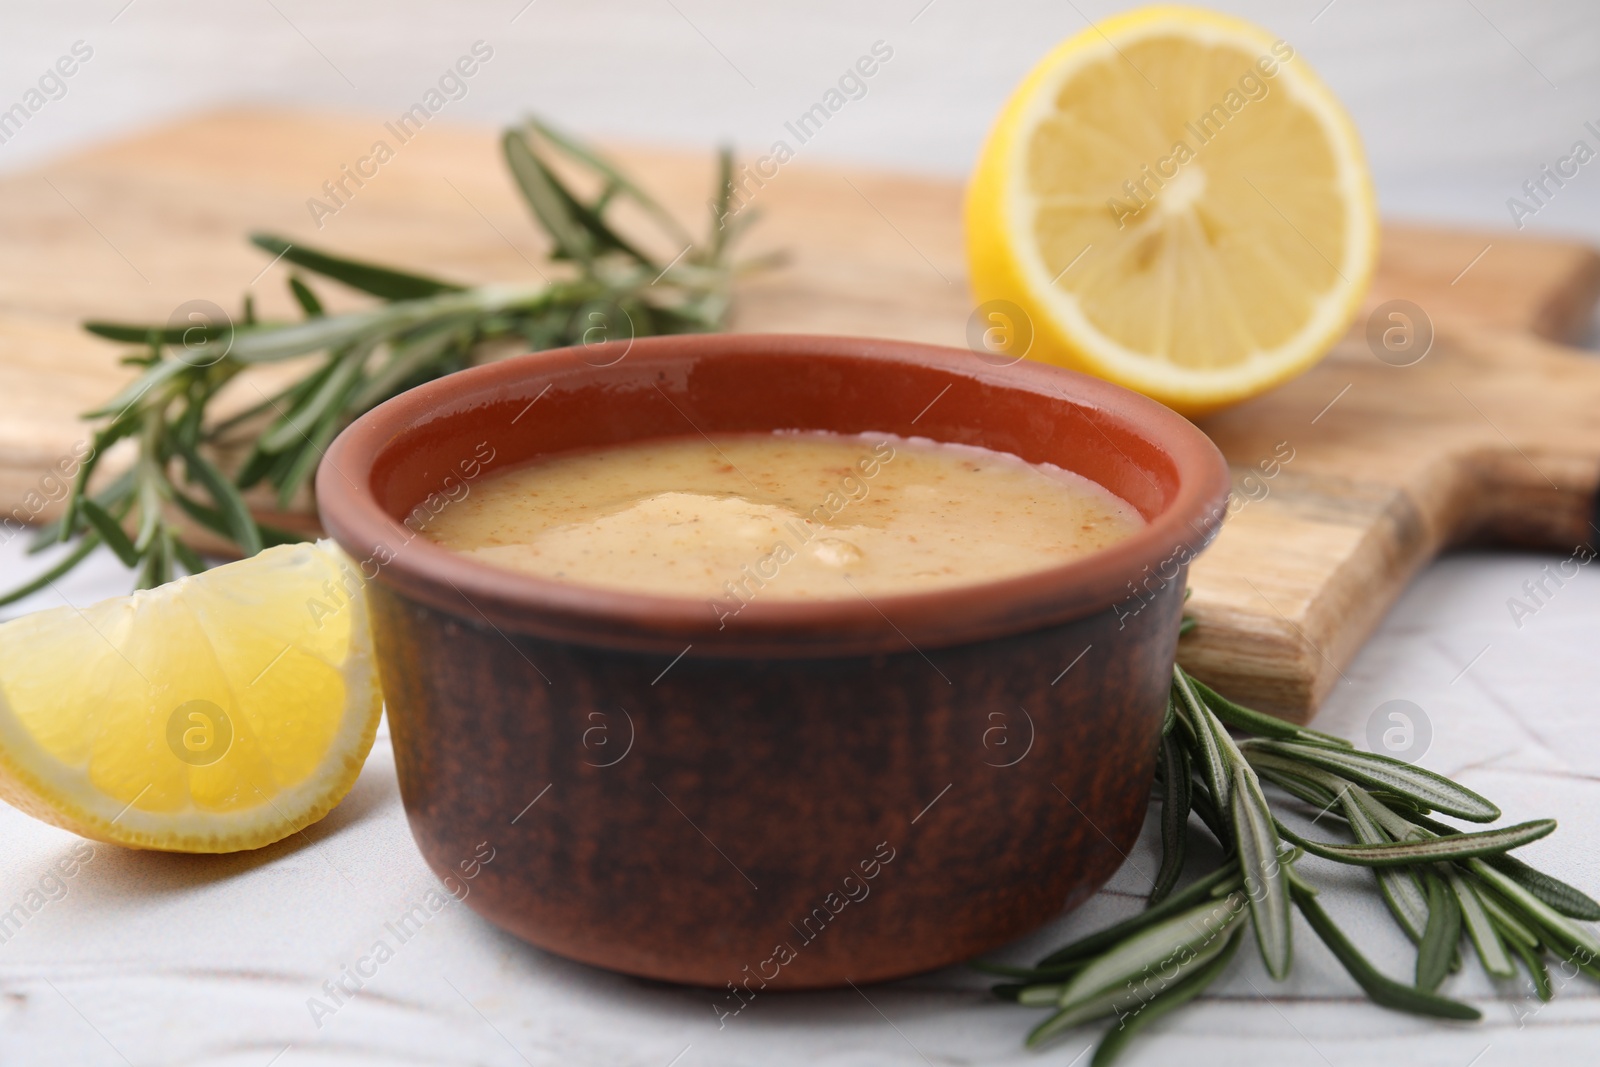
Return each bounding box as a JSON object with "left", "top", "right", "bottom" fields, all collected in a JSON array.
[{"left": 316, "top": 333, "right": 1231, "bottom": 656}]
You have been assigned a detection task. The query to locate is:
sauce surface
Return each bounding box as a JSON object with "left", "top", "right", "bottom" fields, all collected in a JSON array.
[{"left": 423, "top": 432, "right": 1143, "bottom": 602}]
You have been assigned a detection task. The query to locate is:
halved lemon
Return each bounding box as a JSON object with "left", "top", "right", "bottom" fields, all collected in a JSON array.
[
  {"left": 0, "top": 541, "right": 380, "bottom": 852},
  {"left": 966, "top": 5, "right": 1377, "bottom": 415}
]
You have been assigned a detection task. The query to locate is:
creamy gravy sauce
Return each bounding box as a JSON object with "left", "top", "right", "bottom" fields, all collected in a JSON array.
[{"left": 423, "top": 431, "right": 1144, "bottom": 601}]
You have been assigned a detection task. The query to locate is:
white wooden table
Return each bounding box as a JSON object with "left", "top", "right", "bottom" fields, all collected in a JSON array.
[{"left": 4, "top": 2, "right": 1600, "bottom": 1064}]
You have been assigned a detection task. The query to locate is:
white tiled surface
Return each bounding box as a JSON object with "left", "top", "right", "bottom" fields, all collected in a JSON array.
[{"left": 4, "top": 2, "right": 1600, "bottom": 1063}]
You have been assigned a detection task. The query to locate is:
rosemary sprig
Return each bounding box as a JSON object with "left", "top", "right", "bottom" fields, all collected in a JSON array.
[
  {"left": 3, "top": 118, "right": 769, "bottom": 604},
  {"left": 991, "top": 624, "right": 1600, "bottom": 1065}
]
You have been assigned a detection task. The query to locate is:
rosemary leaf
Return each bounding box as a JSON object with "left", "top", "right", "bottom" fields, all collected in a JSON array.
[
  {"left": 1452, "top": 870, "right": 1516, "bottom": 980},
  {"left": 1281, "top": 855, "right": 1316, "bottom": 897},
  {"left": 1244, "top": 740, "right": 1500, "bottom": 823},
  {"left": 210, "top": 370, "right": 323, "bottom": 442},
  {"left": 135, "top": 528, "right": 165, "bottom": 589},
  {"left": 974, "top": 959, "right": 1083, "bottom": 982},
  {"left": 1283, "top": 819, "right": 1555, "bottom": 867},
  {"left": 1187, "top": 672, "right": 1352, "bottom": 749},
  {"left": 78, "top": 499, "right": 138, "bottom": 568},
  {"left": 1054, "top": 894, "right": 1246, "bottom": 1013},
  {"left": 216, "top": 308, "right": 394, "bottom": 365},
  {"left": 708, "top": 144, "right": 734, "bottom": 259},
  {"left": 530, "top": 151, "right": 657, "bottom": 267},
  {"left": 1343, "top": 782, "right": 1423, "bottom": 841},
  {"left": 1188, "top": 780, "right": 1228, "bottom": 843},
  {"left": 1468, "top": 860, "right": 1600, "bottom": 962},
  {"left": 1252, "top": 759, "right": 1342, "bottom": 810},
  {"left": 1482, "top": 854, "right": 1600, "bottom": 921},
  {"left": 231, "top": 444, "right": 290, "bottom": 494},
  {"left": 502, "top": 129, "right": 595, "bottom": 265},
  {"left": 0, "top": 533, "right": 103, "bottom": 608},
  {"left": 1026, "top": 894, "right": 1249, "bottom": 1050},
  {"left": 256, "top": 342, "right": 371, "bottom": 455},
  {"left": 273, "top": 409, "right": 340, "bottom": 510},
  {"left": 346, "top": 316, "right": 474, "bottom": 412},
  {"left": 1017, "top": 983, "right": 1068, "bottom": 1007},
  {"left": 249, "top": 233, "right": 462, "bottom": 300},
  {"left": 1025, "top": 985, "right": 1129, "bottom": 1049},
  {"left": 1340, "top": 786, "right": 1430, "bottom": 942},
  {"left": 1231, "top": 760, "right": 1292, "bottom": 979},
  {"left": 1090, "top": 928, "right": 1243, "bottom": 1067},
  {"left": 169, "top": 534, "right": 206, "bottom": 577},
  {"left": 133, "top": 460, "right": 165, "bottom": 552},
  {"left": 519, "top": 117, "right": 696, "bottom": 251},
  {"left": 1291, "top": 885, "right": 1480, "bottom": 1020},
  {"left": 288, "top": 274, "right": 324, "bottom": 317},
  {"left": 1333, "top": 783, "right": 1383, "bottom": 838},
  {"left": 1172, "top": 666, "right": 1231, "bottom": 818},
  {"left": 1508, "top": 936, "right": 1553, "bottom": 1001},
  {"left": 1480, "top": 890, "right": 1543, "bottom": 951},
  {"left": 178, "top": 446, "right": 263, "bottom": 556},
  {"left": 1416, "top": 871, "right": 1461, "bottom": 992},
  {"left": 169, "top": 491, "right": 301, "bottom": 548},
  {"left": 1152, "top": 734, "right": 1192, "bottom": 906},
  {"left": 34, "top": 473, "right": 134, "bottom": 559},
  {"left": 83, "top": 356, "right": 194, "bottom": 419},
  {"left": 1034, "top": 867, "right": 1240, "bottom": 970},
  {"left": 83, "top": 321, "right": 229, "bottom": 345}
]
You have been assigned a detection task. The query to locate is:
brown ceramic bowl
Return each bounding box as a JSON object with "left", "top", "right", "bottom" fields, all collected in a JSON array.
[{"left": 317, "top": 333, "right": 1229, "bottom": 991}]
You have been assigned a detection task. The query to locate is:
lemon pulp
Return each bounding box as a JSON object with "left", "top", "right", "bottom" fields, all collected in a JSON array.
[{"left": 0, "top": 541, "right": 380, "bottom": 852}]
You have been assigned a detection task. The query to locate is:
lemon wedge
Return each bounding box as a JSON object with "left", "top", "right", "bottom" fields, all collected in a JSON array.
[
  {"left": 966, "top": 5, "right": 1377, "bottom": 414},
  {"left": 0, "top": 540, "right": 380, "bottom": 852}
]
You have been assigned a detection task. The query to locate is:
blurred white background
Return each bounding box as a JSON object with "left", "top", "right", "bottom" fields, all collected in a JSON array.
[{"left": 3, "top": 0, "right": 1599, "bottom": 238}]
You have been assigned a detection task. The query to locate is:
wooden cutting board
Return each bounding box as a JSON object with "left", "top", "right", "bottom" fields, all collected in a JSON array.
[{"left": 4, "top": 108, "right": 1599, "bottom": 720}]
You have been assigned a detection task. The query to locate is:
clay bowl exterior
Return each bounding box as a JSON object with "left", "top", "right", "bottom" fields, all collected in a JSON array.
[{"left": 316, "top": 334, "right": 1230, "bottom": 991}]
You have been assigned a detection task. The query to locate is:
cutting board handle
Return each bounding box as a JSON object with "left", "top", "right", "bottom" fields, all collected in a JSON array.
[{"left": 1442, "top": 447, "right": 1600, "bottom": 554}]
